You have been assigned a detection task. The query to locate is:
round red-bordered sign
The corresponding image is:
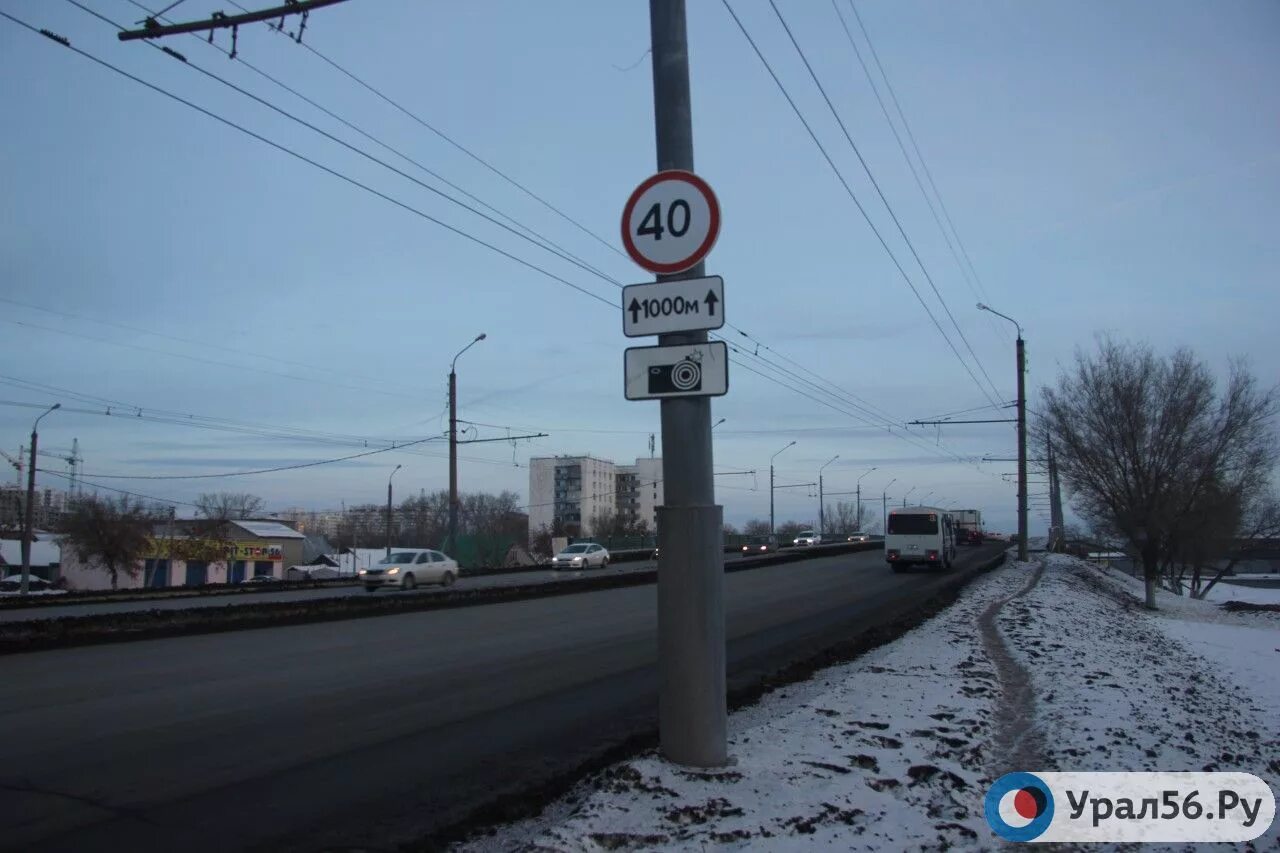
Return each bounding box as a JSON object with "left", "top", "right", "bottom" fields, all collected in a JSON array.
[{"left": 620, "top": 170, "right": 721, "bottom": 275}]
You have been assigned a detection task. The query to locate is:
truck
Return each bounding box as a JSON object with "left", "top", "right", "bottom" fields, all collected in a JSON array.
[{"left": 953, "top": 509, "right": 983, "bottom": 545}]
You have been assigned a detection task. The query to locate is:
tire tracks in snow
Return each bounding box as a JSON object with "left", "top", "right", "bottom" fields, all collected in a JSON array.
[{"left": 978, "top": 558, "right": 1047, "bottom": 776}]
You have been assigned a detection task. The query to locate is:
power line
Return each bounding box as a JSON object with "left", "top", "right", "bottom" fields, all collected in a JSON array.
[
  {"left": 78, "top": 1, "right": 626, "bottom": 295},
  {"left": 764, "top": 0, "right": 1004, "bottom": 408},
  {"left": 829, "top": 0, "right": 1008, "bottom": 346},
  {"left": 2, "top": 13, "right": 619, "bottom": 315},
  {"left": 38, "top": 468, "right": 201, "bottom": 507},
  {"left": 6, "top": 10, "right": 998, "bottom": 482},
  {"left": 845, "top": 0, "right": 1009, "bottom": 344},
  {"left": 0, "top": 295, "right": 430, "bottom": 400}
]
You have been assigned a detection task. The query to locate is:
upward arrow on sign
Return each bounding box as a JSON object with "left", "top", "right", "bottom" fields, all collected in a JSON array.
[
  {"left": 704, "top": 289, "right": 719, "bottom": 317},
  {"left": 629, "top": 298, "right": 642, "bottom": 325}
]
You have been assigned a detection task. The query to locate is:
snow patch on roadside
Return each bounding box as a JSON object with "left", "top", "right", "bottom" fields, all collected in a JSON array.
[
  {"left": 458, "top": 566, "right": 1030, "bottom": 851},
  {"left": 999, "top": 554, "right": 1280, "bottom": 850}
]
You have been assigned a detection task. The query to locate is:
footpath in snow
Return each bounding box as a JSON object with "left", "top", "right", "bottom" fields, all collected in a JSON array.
[{"left": 456, "top": 554, "right": 1279, "bottom": 851}]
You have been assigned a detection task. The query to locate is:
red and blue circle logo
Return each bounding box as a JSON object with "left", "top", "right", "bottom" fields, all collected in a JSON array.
[{"left": 985, "top": 772, "right": 1055, "bottom": 842}]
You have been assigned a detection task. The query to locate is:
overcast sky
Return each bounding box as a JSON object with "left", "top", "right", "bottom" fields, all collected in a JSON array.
[{"left": 2, "top": 0, "right": 1276, "bottom": 533}]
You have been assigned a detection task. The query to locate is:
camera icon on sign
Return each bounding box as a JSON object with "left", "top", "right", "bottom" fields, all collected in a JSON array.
[{"left": 649, "top": 356, "right": 703, "bottom": 394}]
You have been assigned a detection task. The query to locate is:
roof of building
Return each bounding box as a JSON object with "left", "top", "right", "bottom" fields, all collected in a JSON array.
[
  {"left": 0, "top": 538, "right": 60, "bottom": 567},
  {"left": 231, "top": 520, "right": 305, "bottom": 539}
]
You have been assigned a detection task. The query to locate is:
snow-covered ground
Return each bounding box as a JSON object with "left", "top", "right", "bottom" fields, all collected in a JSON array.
[{"left": 457, "top": 555, "right": 1279, "bottom": 851}]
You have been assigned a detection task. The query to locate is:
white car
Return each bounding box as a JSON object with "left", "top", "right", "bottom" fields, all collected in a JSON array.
[
  {"left": 550, "top": 543, "right": 610, "bottom": 569},
  {"left": 360, "top": 549, "right": 459, "bottom": 591},
  {"left": 0, "top": 574, "right": 67, "bottom": 596},
  {"left": 793, "top": 531, "right": 822, "bottom": 547}
]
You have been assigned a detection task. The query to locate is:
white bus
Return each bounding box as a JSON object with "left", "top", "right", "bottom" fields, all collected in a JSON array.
[{"left": 885, "top": 506, "right": 956, "bottom": 573}]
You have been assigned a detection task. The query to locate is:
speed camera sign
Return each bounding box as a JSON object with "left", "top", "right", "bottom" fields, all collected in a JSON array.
[{"left": 621, "top": 171, "right": 721, "bottom": 275}]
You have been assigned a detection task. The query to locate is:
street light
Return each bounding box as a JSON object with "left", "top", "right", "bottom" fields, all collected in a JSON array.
[
  {"left": 386, "top": 464, "right": 402, "bottom": 559},
  {"left": 902, "top": 485, "right": 916, "bottom": 508},
  {"left": 21, "top": 403, "right": 60, "bottom": 596},
  {"left": 449, "top": 333, "right": 486, "bottom": 554},
  {"left": 880, "top": 477, "right": 897, "bottom": 536},
  {"left": 817, "top": 455, "right": 839, "bottom": 534},
  {"left": 712, "top": 418, "right": 726, "bottom": 430},
  {"left": 977, "top": 302, "right": 1027, "bottom": 561},
  {"left": 769, "top": 441, "right": 797, "bottom": 535},
  {"left": 855, "top": 467, "right": 877, "bottom": 531}
]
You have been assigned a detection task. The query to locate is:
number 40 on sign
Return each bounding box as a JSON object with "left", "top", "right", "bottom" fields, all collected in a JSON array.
[{"left": 621, "top": 170, "right": 721, "bottom": 275}]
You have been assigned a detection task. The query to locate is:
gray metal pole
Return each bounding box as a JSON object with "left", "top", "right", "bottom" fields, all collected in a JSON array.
[
  {"left": 448, "top": 369, "right": 458, "bottom": 555},
  {"left": 818, "top": 473, "right": 823, "bottom": 534},
  {"left": 650, "top": 0, "right": 726, "bottom": 768},
  {"left": 20, "top": 430, "right": 38, "bottom": 596},
  {"left": 21, "top": 403, "right": 58, "bottom": 596},
  {"left": 769, "top": 464, "right": 775, "bottom": 535},
  {"left": 1017, "top": 335, "right": 1028, "bottom": 561}
]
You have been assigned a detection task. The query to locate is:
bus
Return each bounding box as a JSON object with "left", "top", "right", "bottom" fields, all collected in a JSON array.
[{"left": 885, "top": 506, "right": 956, "bottom": 573}]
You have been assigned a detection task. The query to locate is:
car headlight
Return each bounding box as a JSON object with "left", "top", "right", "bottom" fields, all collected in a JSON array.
[
  {"left": 387, "top": 567, "right": 400, "bottom": 575},
  {"left": 358, "top": 569, "right": 367, "bottom": 575}
]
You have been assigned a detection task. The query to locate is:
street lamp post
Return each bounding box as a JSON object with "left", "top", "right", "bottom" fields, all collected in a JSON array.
[
  {"left": 978, "top": 303, "right": 1027, "bottom": 561},
  {"left": 881, "top": 477, "right": 897, "bottom": 536},
  {"left": 386, "top": 464, "right": 402, "bottom": 559},
  {"left": 818, "top": 455, "right": 839, "bottom": 535},
  {"left": 856, "top": 467, "right": 877, "bottom": 531},
  {"left": 769, "top": 441, "right": 796, "bottom": 535},
  {"left": 21, "top": 403, "right": 60, "bottom": 596},
  {"left": 712, "top": 418, "right": 726, "bottom": 430},
  {"left": 449, "top": 333, "right": 486, "bottom": 555},
  {"left": 902, "top": 485, "right": 916, "bottom": 508}
]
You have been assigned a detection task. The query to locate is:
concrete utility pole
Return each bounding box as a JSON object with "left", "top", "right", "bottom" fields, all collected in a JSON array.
[
  {"left": 386, "top": 464, "right": 401, "bottom": 559},
  {"left": 856, "top": 467, "right": 876, "bottom": 531},
  {"left": 21, "top": 403, "right": 59, "bottom": 596},
  {"left": 979, "top": 303, "right": 1028, "bottom": 561},
  {"left": 649, "top": 0, "right": 726, "bottom": 768},
  {"left": 881, "top": 477, "right": 896, "bottom": 536},
  {"left": 817, "top": 455, "right": 838, "bottom": 534},
  {"left": 769, "top": 441, "right": 796, "bottom": 535},
  {"left": 448, "top": 333, "right": 486, "bottom": 556}
]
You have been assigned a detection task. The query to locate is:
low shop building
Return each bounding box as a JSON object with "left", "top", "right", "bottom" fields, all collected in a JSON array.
[{"left": 60, "top": 519, "right": 305, "bottom": 590}]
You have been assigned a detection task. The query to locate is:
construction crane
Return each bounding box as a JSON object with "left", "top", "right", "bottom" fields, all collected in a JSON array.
[{"left": 35, "top": 438, "right": 82, "bottom": 494}]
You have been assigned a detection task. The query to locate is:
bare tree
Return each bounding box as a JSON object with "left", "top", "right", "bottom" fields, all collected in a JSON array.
[
  {"left": 777, "top": 520, "right": 806, "bottom": 540},
  {"left": 194, "top": 492, "right": 264, "bottom": 521},
  {"left": 823, "top": 501, "right": 861, "bottom": 534},
  {"left": 1190, "top": 490, "right": 1280, "bottom": 600},
  {"left": 60, "top": 495, "right": 158, "bottom": 590},
  {"left": 722, "top": 522, "right": 739, "bottom": 536},
  {"left": 1036, "top": 338, "right": 1277, "bottom": 609},
  {"left": 743, "top": 518, "right": 771, "bottom": 536}
]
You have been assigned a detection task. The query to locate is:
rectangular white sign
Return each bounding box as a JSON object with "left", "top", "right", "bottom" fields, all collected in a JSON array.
[
  {"left": 624, "top": 341, "right": 729, "bottom": 400},
  {"left": 622, "top": 276, "right": 724, "bottom": 337}
]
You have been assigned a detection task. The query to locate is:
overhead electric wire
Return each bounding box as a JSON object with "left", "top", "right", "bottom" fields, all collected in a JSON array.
[
  {"left": 119, "top": 0, "right": 617, "bottom": 287},
  {"left": 845, "top": 0, "right": 1009, "bottom": 343},
  {"left": 71, "top": 1, "right": 625, "bottom": 296},
  {"left": 7, "top": 8, "right": 1000, "bottom": 483},
  {"left": 226, "top": 0, "right": 630, "bottom": 266},
  {"left": 829, "top": 0, "right": 1008, "bottom": 345},
  {"left": 0, "top": 12, "right": 617, "bottom": 315},
  {"left": 0, "top": 295, "right": 430, "bottom": 400},
  {"left": 718, "top": 0, "right": 1005, "bottom": 420},
  {"left": 763, "top": 0, "right": 1004, "bottom": 408},
  {"left": 38, "top": 468, "right": 201, "bottom": 507}
]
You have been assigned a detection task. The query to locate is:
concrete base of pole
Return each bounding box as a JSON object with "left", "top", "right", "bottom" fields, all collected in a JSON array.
[{"left": 657, "top": 503, "right": 727, "bottom": 768}]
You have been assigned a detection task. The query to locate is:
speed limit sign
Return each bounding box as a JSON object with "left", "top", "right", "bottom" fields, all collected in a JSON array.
[{"left": 621, "top": 170, "right": 721, "bottom": 275}]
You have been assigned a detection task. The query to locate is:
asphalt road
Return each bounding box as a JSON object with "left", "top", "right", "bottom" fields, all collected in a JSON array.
[{"left": 0, "top": 543, "right": 1002, "bottom": 852}]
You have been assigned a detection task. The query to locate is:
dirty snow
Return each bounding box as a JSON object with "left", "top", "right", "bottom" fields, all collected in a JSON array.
[{"left": 457, "top": 555, "right": 1279, "bottom": 851}]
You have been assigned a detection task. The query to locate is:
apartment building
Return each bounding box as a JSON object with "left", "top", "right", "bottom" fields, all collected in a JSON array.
[{"left": 528, "top": 455, "right": 663, "bottom": 537}]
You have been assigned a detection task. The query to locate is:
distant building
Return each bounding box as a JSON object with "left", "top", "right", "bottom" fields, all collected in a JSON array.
[
  {"left": 528, "top": 455, "right": 663, "bottom": 538},
  {"left": 58, "top": 519, "right": 305, "bottom": 590},
  {"left": 0, "top": 485, "right": 72, "bottom": 532}
]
